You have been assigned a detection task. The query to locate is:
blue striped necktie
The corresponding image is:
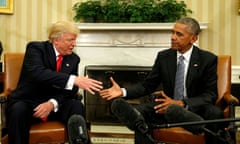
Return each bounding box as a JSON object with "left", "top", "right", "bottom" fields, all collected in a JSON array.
[{"left": 174, "top": 55, "right": 185, "bottom": 100}]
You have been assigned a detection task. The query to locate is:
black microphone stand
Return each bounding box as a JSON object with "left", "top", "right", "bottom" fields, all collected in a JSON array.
[
  {"left": 153, "top": 117, "right": 240, "bottom": 144},
  {"left": 154, "top": 117, "right": 240, "bottom": 128}
]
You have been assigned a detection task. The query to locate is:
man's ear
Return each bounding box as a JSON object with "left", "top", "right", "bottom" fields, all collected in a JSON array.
[{"left": 191, "top": 35, "right": 198, "bottom": 44}]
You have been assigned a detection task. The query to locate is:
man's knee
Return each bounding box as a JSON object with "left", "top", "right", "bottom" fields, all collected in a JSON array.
[
  {"left": 209, "top": 107, "right": 223, "bottom": 119},
  {"left": 70, "top": 100, "right": 85, "bottom": 116},
  {"left": 9, "top": 101, "right": 30, "bottom": 117}
]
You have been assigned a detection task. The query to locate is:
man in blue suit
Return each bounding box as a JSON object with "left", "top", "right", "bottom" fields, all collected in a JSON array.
[
  {"left": 99, "top": 17, "right": 224, "bottom": 144},
  {"left": 7, "top": 21, "right": 103, "bottom": 144}
]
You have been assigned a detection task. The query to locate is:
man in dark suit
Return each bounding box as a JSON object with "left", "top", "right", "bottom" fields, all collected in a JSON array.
[
  {"left": 7, "top": 21, "right": 103, "bottom": 144},
  {"left": 99, "top": 17, "right": 224, "bottom": 144}
]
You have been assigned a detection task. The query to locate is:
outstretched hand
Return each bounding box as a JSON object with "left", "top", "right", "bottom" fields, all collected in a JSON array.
[
  {"left": 99, "top": 77, "right": 123, "bottom": 100},
  {"left": 74, "top": 75, "right": 103, "bottom": 95}
]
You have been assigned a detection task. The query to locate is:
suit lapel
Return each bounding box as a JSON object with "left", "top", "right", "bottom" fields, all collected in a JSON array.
[
  {"left": 166, "top": 50, "right": 177, "bottom": 87},
  {"left": 46, "top": 42, "right": 58, "bottom": 71},
  {"left": 60, "top": 56, "right": 74, "bottom": 73},
  {"left": 186, "top": 46, "right": 200, "bottom": 89},
  {"left": 46, "top": 41, "right": 74, "bottom": 73}
]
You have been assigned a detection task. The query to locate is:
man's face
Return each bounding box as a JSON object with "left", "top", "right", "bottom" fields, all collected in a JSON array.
[
  {"left": 171, "top": 23, "right": 198, "bottom": 53},
  {"left": 53, "top": 33, "right": 77, "bottom": 56}
]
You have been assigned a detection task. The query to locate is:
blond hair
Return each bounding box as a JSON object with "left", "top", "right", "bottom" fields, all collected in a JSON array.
[{"left": 48, "top": 20, "right": 79, "bottom": 41}]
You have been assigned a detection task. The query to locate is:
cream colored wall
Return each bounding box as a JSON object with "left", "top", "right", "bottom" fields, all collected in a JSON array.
[
  {"left": 186, "top": 0, "right": 240, "bottom": 65},
  {"left": 0, "top": 0, "right": 240, "bottom": 65},
  {"left": 0, "top": 0, "right": 75, "bottom": 54}
]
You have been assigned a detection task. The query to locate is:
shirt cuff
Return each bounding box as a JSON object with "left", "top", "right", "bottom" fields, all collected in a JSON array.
[
  {"left": 49, "top": 99, "right": 58, "bottom": 112},
  {"left": 65, "top": 75, "right": 76, "bottom": 90},
  {"left": 121, "top": 88, "right": 127, "bottom": 97},
  {"left": 183, "top": 99, "right": 189, "bottom": 110}
]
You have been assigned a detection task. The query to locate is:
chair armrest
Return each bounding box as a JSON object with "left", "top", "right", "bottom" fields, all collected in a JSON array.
[
  {"left": 0, "top": 92, "right": 8, "bottom": 130},
  {"left": 0, "top": 88, "right": 13, "bottom": 104},
  {"left": 0, "top": 96, "right": 7, "bottom": 103},
  {"left": 0, "top": 93, "right": 7, "bottom": 104},
  {"left": 223, "top": 94, "right": 239, "bottom": 106},
  {"left": 222, "top": 94, "right": 239, "bottom": 118}
]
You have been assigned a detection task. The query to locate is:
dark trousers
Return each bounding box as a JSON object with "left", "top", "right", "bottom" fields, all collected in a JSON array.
[
  {"left": 7, "top": 99, "right": 85, "bottom": 144},
  {"left": 133, "top": 102, "right": 224, "bottom": 144}
]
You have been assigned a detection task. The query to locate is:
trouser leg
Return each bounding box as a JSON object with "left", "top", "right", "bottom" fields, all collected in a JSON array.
[
  {"left": 57, "top": 99, "right": 85, "bottom": 123},
  {"left": 8, "top": 101, "right": 32, "bottom": 144},
  {"left": 135, "top": 130, "right": 155, "bottom": 144},
  {"left": 134, "top": 102, "right": 164, "bottom": 144},
  {"left": 196, "top": 104, "right": 225, "bottom": 144}
]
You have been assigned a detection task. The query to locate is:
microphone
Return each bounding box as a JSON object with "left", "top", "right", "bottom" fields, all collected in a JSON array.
[
  {"left": 67, "top": 114, "right": 89, "bottom": 144},
  {"left": 164, "top": 104, "right": 205, "bottom": 134},
  {"left": 111, "top": 98, "right": 154, "bottom": 142}
]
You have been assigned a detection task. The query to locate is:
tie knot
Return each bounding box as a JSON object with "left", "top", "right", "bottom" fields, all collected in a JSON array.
[
  {"left": 179, "top": 55, "right": 184, "bottom": 61},
  {"left": 58, "top": 55, "right": 63, "bottom": 59}
]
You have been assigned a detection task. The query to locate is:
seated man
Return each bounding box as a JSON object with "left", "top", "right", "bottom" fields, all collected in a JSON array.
[
  {"left": 99, "top": 17, "right": 225, "bottom": 144},
  {"left": 7, "top": 20, "right": 103, "bottom": 144}
]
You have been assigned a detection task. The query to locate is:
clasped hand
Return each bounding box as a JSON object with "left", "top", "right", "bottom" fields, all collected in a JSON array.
[
  {"left": 33, "top": 101, "right": 54, "bottom": 119},
  {"left": 154, "top": 91, "right": 185, "bottom": 114}
]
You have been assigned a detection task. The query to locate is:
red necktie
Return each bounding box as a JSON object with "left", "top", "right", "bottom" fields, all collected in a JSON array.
[
  {"left": 42, "top": 117, "right": 47, "bottom": 122},
  {"left": 56, "top": 55, "right": 63, "bottom": 72}
]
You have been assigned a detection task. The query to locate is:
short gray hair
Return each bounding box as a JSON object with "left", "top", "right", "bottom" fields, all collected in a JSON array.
[{"left": 176, "top": 17, "right": 201, "bottom": 35}]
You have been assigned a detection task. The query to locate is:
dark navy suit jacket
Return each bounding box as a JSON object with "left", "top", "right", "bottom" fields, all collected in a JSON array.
[
  {"left": 8, "top": 41, "right": 80, "bottom": 108},
  {"left": 126, "top": 46, "right": 218, "bottom": 112}
]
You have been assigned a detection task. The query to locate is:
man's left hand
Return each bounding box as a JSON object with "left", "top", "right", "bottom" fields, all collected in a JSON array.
[
  {"left": 154, "top": 91, "right": 185, "bottom": 114},
  {"left": 33, "top": 101, "right": 54, "bottom": 119}
]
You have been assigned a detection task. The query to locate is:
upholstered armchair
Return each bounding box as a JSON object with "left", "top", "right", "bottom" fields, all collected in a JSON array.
[
  {"left": 0, "top": 53, "right": 67, "bottom": 144},
  {"left": 152, "top": 55, "right": 239, "bottom": 144}
]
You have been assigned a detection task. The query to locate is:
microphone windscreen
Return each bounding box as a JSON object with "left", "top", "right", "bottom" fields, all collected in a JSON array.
[
  {"left": 164, "top": 104, "right": 205, "bottom": 134},
  {"left": 67, "top": 114, "right": 88, "bottom": 144},
  {"left": 111, "top": 98, "right": 155, "bottom": 142},
  {"left": 111, "top": 98, "right": 146, "bottom": 131}
]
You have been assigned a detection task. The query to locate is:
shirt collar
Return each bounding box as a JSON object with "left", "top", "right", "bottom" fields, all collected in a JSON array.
[
  {"left": 53, "top": 45, "right": 60, "bottom": 58},
  {"left": 177, "top": 46, "right": 193, "bottom": 63}
]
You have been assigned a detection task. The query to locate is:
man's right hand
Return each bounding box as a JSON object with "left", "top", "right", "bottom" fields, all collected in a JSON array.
[
  {"left": 154, "top": 91, "right": 185, "bottom": 114},
  {"left": 99, "top": 77, "right": 123, "bottom": 100},
  {"left": 74, "top": 76, "right": 103, "bottom": 95}
]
